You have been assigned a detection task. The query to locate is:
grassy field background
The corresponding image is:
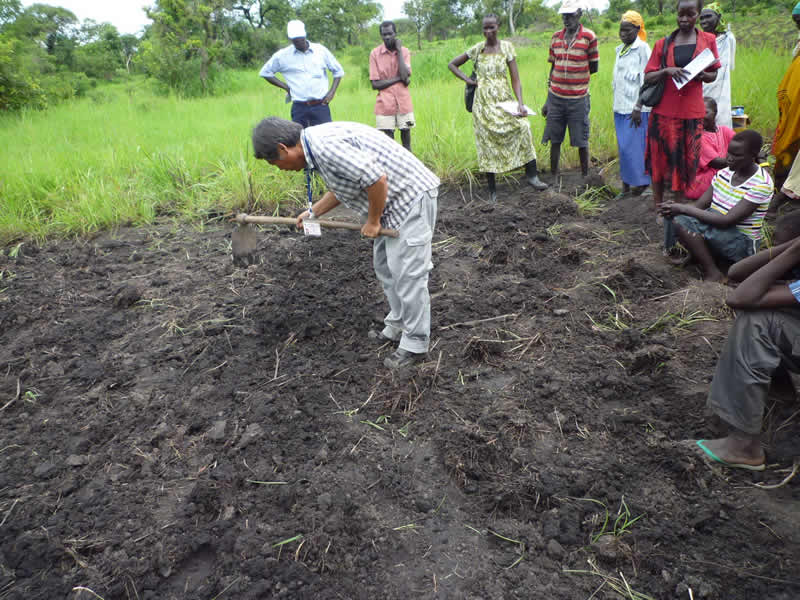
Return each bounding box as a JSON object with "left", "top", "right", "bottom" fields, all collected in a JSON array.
[{"left": 0, "top": 30, "right": 789, "bottom": 244}]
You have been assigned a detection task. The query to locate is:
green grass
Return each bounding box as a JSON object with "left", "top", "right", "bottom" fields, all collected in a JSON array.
[{"left": 0, "top": 34, "right": 788, "bottom": 244}]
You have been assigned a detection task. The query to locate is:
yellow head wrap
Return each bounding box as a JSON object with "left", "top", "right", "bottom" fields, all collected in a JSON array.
[{"left": 621, "top": 10, "right": 647, "bottom": 41}]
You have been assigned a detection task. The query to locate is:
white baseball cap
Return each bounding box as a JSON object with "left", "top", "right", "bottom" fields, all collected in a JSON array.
[
  {"left": 287, "top": 20, "right": 306, "bottom": 39},
  {"left": 559, "top": 0, "right": 583, "bottom": 13}
]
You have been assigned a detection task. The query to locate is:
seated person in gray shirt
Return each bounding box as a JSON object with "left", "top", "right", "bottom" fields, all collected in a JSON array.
[
  {"left": 252, "top": 117, "right": 441, "bottom": 369},
  {"left": 696, "top": 211, "right": 800, "bottom": 471}
]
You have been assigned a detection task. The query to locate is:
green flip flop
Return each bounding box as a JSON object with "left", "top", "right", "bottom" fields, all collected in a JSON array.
[{"left": 696, "top": 440, "right": 766, "bottom": 472}]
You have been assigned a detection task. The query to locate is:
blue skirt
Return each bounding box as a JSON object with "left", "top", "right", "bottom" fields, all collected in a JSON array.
[{"left": 614, "top": 111, "right": 650, "bottom": 187}]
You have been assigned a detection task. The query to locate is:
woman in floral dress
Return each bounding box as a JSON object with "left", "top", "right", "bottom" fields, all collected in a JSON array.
[{"left": 449, "top": 14, "right": 547, "bottom": 202}]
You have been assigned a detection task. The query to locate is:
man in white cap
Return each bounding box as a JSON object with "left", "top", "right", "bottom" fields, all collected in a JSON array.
[
  {"left": 541, "top": 0, "right": 598, "bottom": 181},
  {"left": 259, "top": 20, "right": 345, "bottom": 127}
]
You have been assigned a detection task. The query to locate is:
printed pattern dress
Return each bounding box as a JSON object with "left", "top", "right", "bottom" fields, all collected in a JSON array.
[{"left": 466, "top": 40, "right": 537, "bottom": 173}]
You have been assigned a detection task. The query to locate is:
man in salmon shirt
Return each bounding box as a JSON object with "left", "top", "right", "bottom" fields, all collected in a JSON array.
[{"left": 369, "top": 21, "right": 414, "bottom": 152}]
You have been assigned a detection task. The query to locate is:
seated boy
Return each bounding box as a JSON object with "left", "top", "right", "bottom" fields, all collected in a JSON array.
[
  {"left": 696, "top": 211, "right": 800, "bottom": 471},
  {"left": 660, "top": 130, "right": 773, "bottom": 282}
]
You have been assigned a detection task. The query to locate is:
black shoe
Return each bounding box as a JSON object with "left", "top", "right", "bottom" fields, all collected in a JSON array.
[
  {"left": 369, "top": 329, "right": 397, "bottom": 343},
  {"left": 384, "top": 348, "right": 426, "bottom": 369}
]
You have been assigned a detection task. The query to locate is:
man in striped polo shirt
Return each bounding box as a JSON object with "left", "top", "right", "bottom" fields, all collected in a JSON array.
[
  {"left": 542, "top": 0, "right": 598, "bottom": 180},
  {"left": 252, "top": 117, "right": 440, "bottom": 369}
]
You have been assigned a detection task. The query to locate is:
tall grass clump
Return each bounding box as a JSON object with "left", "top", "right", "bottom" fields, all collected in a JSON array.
[{"left": 0, "top": 35, "right": 787, "bottom": 243}]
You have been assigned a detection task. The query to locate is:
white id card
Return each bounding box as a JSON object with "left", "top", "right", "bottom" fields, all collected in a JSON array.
[{"left": 303, "top": 219, "right": 322, "bottom": 237}]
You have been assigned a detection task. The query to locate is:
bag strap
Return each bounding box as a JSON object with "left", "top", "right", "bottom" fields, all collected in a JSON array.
[{"left": 660, "top": 32, "right": 675, "bottom": 69}]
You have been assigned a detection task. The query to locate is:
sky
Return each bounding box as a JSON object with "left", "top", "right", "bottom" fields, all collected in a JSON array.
[{"left": 22, "top": 0, "right": 610, "bottom": 36}]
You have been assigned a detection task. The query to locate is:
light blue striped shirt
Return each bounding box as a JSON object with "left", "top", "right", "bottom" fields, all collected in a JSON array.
[
  {"left": 259, "top": 42, "right": 344, "bottom": 102},
  {"left": 302, "top": 122, "right": 440, "bottom": 230}
]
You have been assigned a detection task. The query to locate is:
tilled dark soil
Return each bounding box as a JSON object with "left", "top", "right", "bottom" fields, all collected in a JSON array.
[{"left": 2, "top": 175, "right": 800, "bottom": 600}]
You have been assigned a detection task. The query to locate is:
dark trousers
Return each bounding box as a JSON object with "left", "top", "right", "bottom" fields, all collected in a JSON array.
[
  {"left": 291, "top": 102, "right": 332, "bottom": 128},
  {"left": 709, "top": 308, "right": 800, "bottom": 434}
]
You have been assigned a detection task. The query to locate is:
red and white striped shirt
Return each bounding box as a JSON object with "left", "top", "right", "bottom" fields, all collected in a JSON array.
[{"left": 548, "top": 25, "right": 598, "bottom": 99}]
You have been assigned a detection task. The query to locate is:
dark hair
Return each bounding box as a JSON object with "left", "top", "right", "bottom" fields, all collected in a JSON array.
[
  {"left": 252, "top": 117, "right": 303, "bottom": 160},
  {"left": 379, "top": 20, "right": 396, "bottom": 33},
  {"left": 676, "top": 0, "right": 702, "bottom": 11},
  {"left": 703, "top": 96, "right": 718, "bottom": 113},
  {"left": 731, "top": 129, "right": 763, "bottom": 158},
  {"left": 775, "top": 211, "right": 800, "bottom": 241}
]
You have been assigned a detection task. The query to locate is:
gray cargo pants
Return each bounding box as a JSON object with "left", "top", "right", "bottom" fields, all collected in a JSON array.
[
  {"left": 372, "top": 188, "right": 438, "bottom": 354},
  {"left": 708, "top": 308, "right": 800, "bottom": 435}
]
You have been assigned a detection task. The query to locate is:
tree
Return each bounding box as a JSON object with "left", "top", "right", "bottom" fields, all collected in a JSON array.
[
  {"left": 74, "top": 21, "right": 123, "bottom": 79},
  {"left": 0, "top": 0, "right": 21, "bottom": 28},
  {"left": 506, "top": 0, "right": 522, "bottom": 34},
  {"left": 10, "top": 4, "right": 78, "bottom": 69},
  {"left": 230, "top": 0, "right": 292, "bottom": 30},
  {"left": 299, "top": 0, "right": 380, "bottom": 48},
  {"left": 606, "top": 0, "right": 632, "bottom": 20},
  {"left": 142, "top": 0, "right": 232, "bottom": 95},
  {"left": 119, "top": 34, "right": 138, "bottom": 73},
  {"left": 403, "top": 0, "right": 433, "bottom": 49}
]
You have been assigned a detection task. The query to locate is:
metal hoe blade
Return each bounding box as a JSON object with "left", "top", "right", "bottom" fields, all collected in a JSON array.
[{"left": 231, "top": 223, "right": 258, "bottom": 266}]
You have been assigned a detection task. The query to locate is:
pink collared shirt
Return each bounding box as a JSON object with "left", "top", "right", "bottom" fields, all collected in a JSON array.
[{"left": 369, "top": 44, "right": 413, "bottom": 116}]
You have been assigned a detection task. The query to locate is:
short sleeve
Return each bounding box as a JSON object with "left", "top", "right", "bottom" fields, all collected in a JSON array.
[
  {"left": 645, "top": 38, "right": 663, "bottom": 74},
  {"left": 642, "top": 43, "right": 652, "bottom": 66},
  {"left": 788, "top": 280, "right": 800, "bottom": 303},
  {"left": 502, "top": 41, "right": 516, "bottom": 63},
  {"left": 548, "top": 35, "right": 557, "bottom": 63},
  {"left": 322, "top": 46, "right": 345, "bottom": 78},
  {"left": 260, "top": 52, "right": 281, "bottom": 78},
  {"left": 466, "top": 42, "right": 483, "bottom": 62},
  {"left": 403, "top": 47, "right": 412, "bottom": 73},
  {"left": 704, "top": 32, "right": 721, "bottom": 72},
  {"left": 587, "top": 33, "right": 599, "bottom": 62},
  {"left": 744, "top": 179, "right": 774, "bottom": 206},
  {"left": 368, "top": 49, "right": 379, "bottom": 80}
]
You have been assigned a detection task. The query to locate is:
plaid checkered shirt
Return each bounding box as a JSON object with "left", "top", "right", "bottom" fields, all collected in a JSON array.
[{"left": 301, "top": 122, "right": 440, "bottom": 230}]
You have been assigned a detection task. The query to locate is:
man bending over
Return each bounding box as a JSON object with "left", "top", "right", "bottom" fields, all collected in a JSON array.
[{"left": 252, "top": 117, "right": 440, "bottom": 369}]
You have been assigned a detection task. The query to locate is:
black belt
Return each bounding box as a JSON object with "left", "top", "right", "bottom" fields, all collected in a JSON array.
[{"left": 294, "top": 99, "right": 325, "bottom": 106}]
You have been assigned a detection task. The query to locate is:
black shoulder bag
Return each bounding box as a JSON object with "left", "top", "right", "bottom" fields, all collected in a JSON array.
[
  {"left": 465, "top": 48, "right": 481, "bottom": 112},
  {"left": 638, "top": 33, "right": 673, "bottom": 108}
]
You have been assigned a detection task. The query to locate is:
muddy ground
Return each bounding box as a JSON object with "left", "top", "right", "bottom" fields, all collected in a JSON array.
[{"left": 1, "top": 173, "right": 800, "bottom": 600}]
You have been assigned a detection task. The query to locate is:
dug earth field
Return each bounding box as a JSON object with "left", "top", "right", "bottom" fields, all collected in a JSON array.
[{"left": 1, "top": 176, "right": 799, "bottom": 599}]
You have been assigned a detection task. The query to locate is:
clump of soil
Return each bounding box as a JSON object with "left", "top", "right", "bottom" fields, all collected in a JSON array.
[{"left": 1, "top": 175, "right": 799, "bottom": 599}]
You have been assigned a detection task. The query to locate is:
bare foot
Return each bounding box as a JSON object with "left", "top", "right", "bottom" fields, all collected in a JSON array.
[
  {"left": 699, "top": 436, "right": 764, "bottom": 467},
  {"left": 704, "top": 270, "right": 726, "bottom": 284}
]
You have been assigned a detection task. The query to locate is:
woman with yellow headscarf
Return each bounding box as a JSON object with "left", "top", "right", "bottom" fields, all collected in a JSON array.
[{"left": 612, "top": 11, "right": 651, "bottom": 197}]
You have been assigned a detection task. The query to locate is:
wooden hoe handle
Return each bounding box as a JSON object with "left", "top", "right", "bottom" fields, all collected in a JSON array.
[{"left": 235, "top": 214, "right": 399, "bottom": 238}]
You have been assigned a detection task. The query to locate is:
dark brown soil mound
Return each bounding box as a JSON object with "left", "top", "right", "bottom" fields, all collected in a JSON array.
[{"left": 1, "top": 175, "right": 799, "bottom": 599}]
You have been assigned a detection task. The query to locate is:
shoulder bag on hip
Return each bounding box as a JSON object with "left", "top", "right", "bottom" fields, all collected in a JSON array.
[{"left": 637, "top": 33, "right": 674, "bottom": 108}]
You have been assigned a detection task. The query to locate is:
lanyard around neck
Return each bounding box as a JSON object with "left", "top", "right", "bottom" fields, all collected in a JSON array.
[{"left": 301, "top": 132, "right": 316, "bottom": 217}]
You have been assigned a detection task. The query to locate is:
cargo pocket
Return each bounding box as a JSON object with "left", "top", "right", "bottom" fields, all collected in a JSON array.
[{"left": 404, "top": 229, "right": 433, "bottom": 279}]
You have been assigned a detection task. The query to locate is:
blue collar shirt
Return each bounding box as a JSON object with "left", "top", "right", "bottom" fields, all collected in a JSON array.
[{"left": 259, "top": 42, "right": 345, "bottom": 102}]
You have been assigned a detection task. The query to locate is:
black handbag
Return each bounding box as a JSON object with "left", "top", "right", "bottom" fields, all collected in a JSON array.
[
  {"left": 638, "top": 33, "right": 673, "bottom": 108},
  {"left": 465, "top": 53, "right": 479, "bottom": 112}
]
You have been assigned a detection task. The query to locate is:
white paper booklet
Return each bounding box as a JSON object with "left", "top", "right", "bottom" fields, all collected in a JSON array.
[
  {"left": 497, "top": 101, "right": 536, "bottom": 116},
  {"left": 673, "top": 48, "right": 715, "bottom": 90}
]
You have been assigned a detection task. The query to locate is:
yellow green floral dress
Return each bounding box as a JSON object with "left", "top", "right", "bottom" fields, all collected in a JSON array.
[{"left": 466, "top": 40, "right": 537, "bottom": 173}]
